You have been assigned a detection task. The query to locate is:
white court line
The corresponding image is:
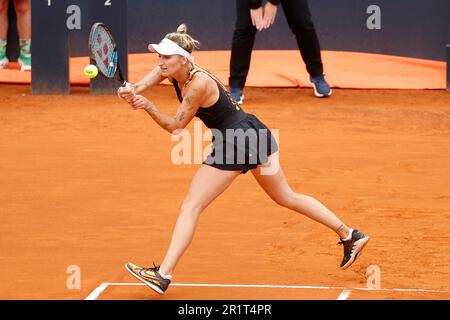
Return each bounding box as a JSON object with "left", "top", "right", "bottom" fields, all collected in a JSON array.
[
  {"left": 104, "top": 282, "right": 450, "bottom": 293},
  {"left": 336, "top": 289, "right": 352, "bottom": 300},
  {"left": 106, "top": 282, "right": 348, "bottom": 290},
  {"left": 85, "top": 283, "right": 109, "bottom": 300},
  {"left": 352, "top": 287, "right": 450, "bottom": 294},
  {"left": 85, "top": 282, "right": 450, "bottom": 300}
]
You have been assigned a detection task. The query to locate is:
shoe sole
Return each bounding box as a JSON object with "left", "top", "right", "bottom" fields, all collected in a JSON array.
[
  {"left": 124, "top": 263, "right": 165, "bottom": 295},
  {"left": 341, "top": 236, "right": 370, "bottom": 270},
  {"left": 18, "top": 58, "right": 31, "bottom": 71},
  {"left": 0, "top": 58, "right": 8, "bottom": 69},
  {"left": 308, "top": 78, "right": 332, "bottom": 98}
]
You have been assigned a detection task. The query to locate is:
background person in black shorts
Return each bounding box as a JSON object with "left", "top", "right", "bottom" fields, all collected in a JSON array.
[
  {"left": 229, "top": 0, "right": 331, "bottom": 103},
  {"left": 117, "top": 24, "right": 368, "bottom": 295}
]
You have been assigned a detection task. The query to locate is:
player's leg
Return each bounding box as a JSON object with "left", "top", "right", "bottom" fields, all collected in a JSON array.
[
  {"left": 229, "top": 0, "right": 257, "bottom": 104},
  {"left": 0, "top": 0, "right": 9, "bottom": 69},
  {"left": 12, "top": 0, "right": 30, "bottom": 71},
  {"left": 126, "top": 165, "right": 240, "bottom": 294},
  {"left": 252, "top": 153, "right": 347, "bottom": 235},
  {"left": 251, "top": 153, "right": 369, "bottom": 269},
  {"left": 280, "top": 0, "right": 331, "bottom": 97},
  {"left": 0, "top": 0, "right": 8, "bottom": 38},
  {"left": 160, "top": 165, "right": 240, "bottom": 275},
  {"left": 12, "top": 0, "right": 29, "bottom": 38}
]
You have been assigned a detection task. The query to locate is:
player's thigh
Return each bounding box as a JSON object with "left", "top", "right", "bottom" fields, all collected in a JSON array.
[
  {"left": 182, "top": 164, "right": 240, "bottom": 211},
  {"left": 251, "top": 153, "right": 293, "bottom": 204}
]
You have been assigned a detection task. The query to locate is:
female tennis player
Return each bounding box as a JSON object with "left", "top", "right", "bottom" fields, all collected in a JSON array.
[{"left": 119, "top": 24, "right": 369, "bottom": 295}]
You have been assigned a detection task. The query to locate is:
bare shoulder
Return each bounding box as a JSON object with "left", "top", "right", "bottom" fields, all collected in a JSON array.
[
  {"left": 184, "top": 71, "right": 219, "bottom": 107},
  {"left": 188, "top": 71, "right": 213, "bottom": 90}
]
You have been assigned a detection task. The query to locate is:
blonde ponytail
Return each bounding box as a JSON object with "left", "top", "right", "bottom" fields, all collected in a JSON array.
[
  {"left": 165, "top": 23, "right": 200, "bottom": 53},
  {"left": 176, "top": 24, "right": 187, "bottom": 34}
]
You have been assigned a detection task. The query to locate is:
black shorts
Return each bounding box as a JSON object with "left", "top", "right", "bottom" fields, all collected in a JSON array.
[{"left": 204, "top": 113, "right": 278, "bottom": 174}]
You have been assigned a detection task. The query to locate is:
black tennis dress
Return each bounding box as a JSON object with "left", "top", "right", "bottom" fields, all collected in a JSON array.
[{"left": 172, "top": 70, "right": 278, "bottom": 174}]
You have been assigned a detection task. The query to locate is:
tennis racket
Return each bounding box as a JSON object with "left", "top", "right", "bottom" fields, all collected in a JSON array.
[{"left": 88, "top": 22, "right": 127, "bottom": 87}]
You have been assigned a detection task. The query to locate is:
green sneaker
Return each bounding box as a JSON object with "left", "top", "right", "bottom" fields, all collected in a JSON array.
[
  {"left": 18, "top": 55, "right": 31, "bottom": 71},
  {"left": 18, "top": 39, "right": 31, "bottom": 71},
  {"left": 0, "top": 39, "right": 8, "bottom": 69},
  {"left": 0, "top": 55, "right": 8, "bottom": 69}
]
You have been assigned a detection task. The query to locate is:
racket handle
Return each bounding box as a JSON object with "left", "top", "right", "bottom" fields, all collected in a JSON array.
[
  {"left": 124, "top": 82, "right": 136, "bottom": 93},
  {"left": 117, "top": 82, "right": 136, "bottom": 99}
]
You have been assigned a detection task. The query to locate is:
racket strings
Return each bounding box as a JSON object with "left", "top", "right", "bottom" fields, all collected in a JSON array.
[
  {"left": 91, "top": 27, "right": 116, "bottom": 77},
  {"left": 106, "top": 51, "right": 118, "bottom": 77}
]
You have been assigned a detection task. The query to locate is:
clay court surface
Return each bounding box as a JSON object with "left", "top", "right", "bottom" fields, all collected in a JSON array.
[{"left": 1, "top": 84, "right": 450, "bottom": 300}]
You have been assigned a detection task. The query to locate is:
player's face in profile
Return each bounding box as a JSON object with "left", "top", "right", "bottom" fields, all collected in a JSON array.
[{"left": 158, "top": 54, "right": 184, "bottom": 77}]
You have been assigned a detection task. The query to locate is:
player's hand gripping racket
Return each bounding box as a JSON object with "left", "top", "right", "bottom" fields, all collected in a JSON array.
[{"left": 88, "top": 22, "right": 127, "bottom": 87}]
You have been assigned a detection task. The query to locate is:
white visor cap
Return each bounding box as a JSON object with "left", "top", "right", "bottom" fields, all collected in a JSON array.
[{"left": 148, "top": 38, "right": 194, "bottom": 63}]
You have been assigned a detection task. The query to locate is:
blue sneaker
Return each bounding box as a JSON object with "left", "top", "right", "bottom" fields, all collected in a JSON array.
[
  {"left": 230, "top": 87, "right": 244, "bottom": 104},
  {"left": 309, "top": 75, "right": 332, "bottom": 98}
]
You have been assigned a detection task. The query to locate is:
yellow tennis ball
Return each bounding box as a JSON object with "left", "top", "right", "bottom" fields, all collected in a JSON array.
[{"left": 84, "top": 64, "right": 98, "bottom": 79}]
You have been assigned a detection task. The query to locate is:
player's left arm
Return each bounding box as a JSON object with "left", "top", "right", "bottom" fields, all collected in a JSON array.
[
  {"left": 128, "top": 75, "right": 207, "bottom": 134},
  {"left": 134, "top": 66, "right": 166, "bottom": 94}
]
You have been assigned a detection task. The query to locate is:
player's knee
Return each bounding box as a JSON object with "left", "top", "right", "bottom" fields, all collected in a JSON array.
[
  {"left": 0, "top": 1, "right": 8, "bottom": 13},
  {"left": 13, "top": 0, "right": 30, "bottom": 15},
  {"left": 180, "top": 199, "right": 203, "bottom": 217},
  {"left": 273, "top": 191, "right": 296, "bottom": 209}
]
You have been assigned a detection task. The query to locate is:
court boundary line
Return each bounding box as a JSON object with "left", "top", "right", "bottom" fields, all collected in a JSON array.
[
  {"left": 336, "top": 289, "right": 352, "bottom": 300},
  {"left": 85, "top": 283, "right": 109, "bottom": 300},
  {"left": 85, "top": 282, "right": 450, "bottom": 300}
]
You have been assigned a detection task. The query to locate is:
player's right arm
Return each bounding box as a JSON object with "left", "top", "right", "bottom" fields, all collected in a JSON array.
[{"left": 117, "top": 66, "right": 166, "bottom": 101}]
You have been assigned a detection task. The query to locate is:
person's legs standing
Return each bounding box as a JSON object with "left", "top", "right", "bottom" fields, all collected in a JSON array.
[
  {"left": 0, "top": 0, "right": 9, "bottom": 68},
  {"left": 13, "top": 0, "right": 31, "bottom": 71},
  {"left": 280, "top": 0, "right": 331, "bottom": 97},
  {"left": 229, "top": 0, "right": 257, "bottom": 104},
  {"left": 281, "top": 0, "right": 322, "bottom": 77}
]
